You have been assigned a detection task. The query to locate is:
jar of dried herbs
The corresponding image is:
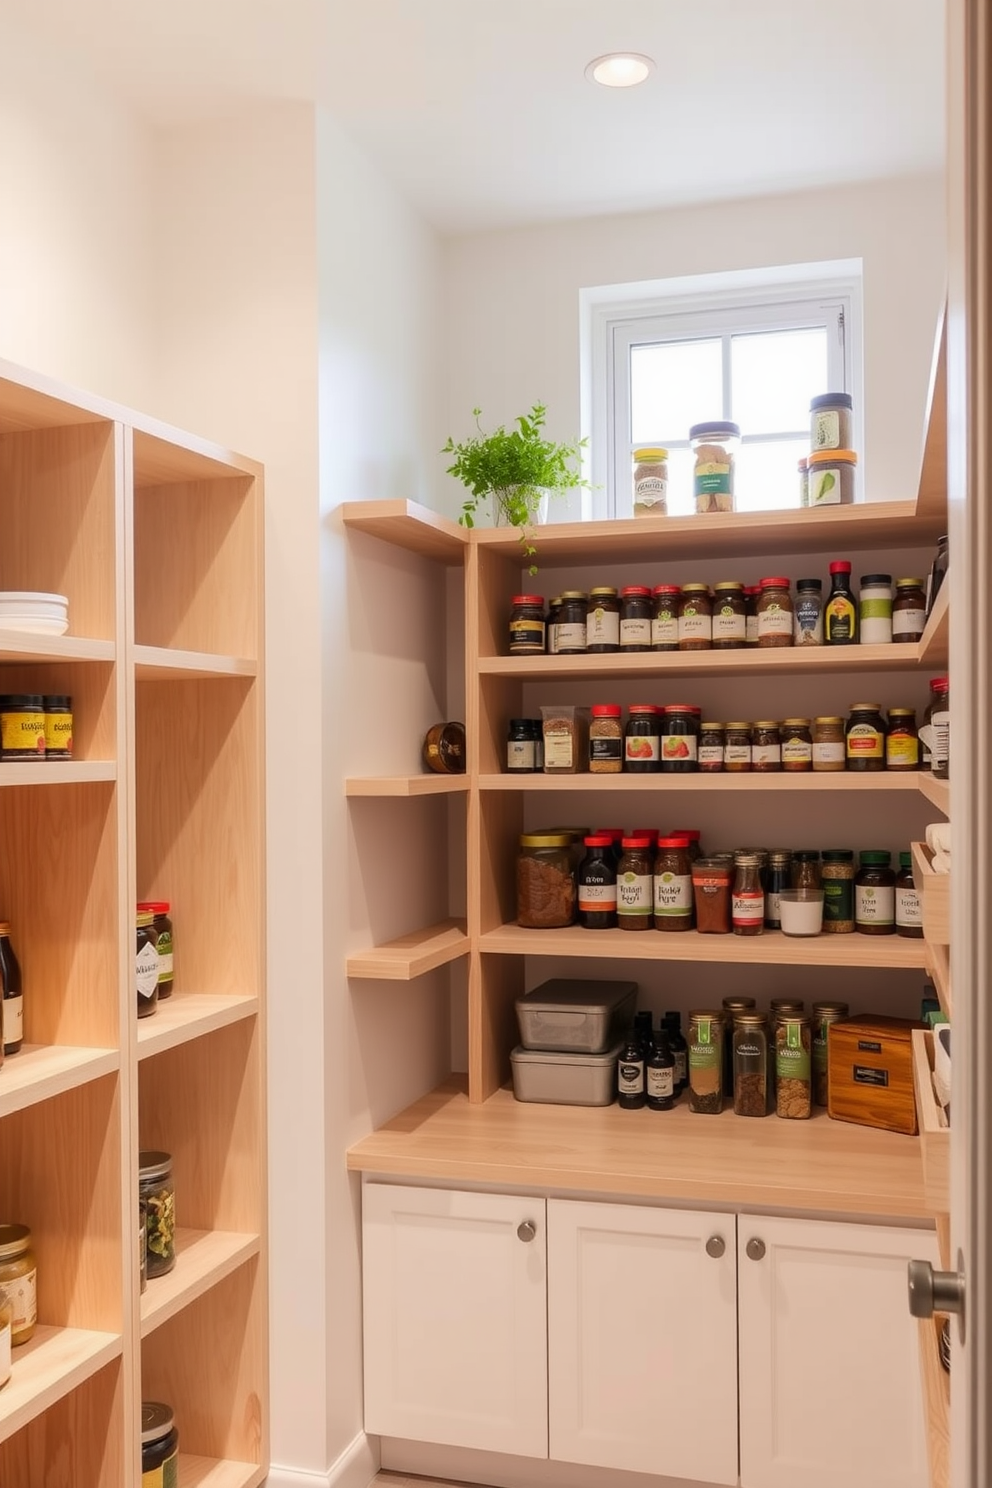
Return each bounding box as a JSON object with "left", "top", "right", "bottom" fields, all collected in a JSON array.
[
  {"left": 617, "top": 838, "right": 654, "bottom": 930},
  {"left": 653, "top": 837, "right": 693, "bottom": 931},
  {"left": 733, "top": 1013, "right": 772, "bottom": 1117},
  {"left": 812, "top": 1001, "right": 849, "bottom": 1106},
  {"left": 775, "top": 1017, "right": 812, "bottom": 1119},
  {"left": 821, "top": 850, "right": 855, "bottom": 932},
  {"left": 722, "top": 997, "right": 757, "bottom": 1095},
  {"left": 651, "top": 585, "right": 681, "bottom": 651},
  {"left": 139, "top": 1151, "right": 176, "bottom": 1277},
  {"left": 589, "top": 705, "right": 623, "bottom": 774},
  {"left": 688, "top": 1011, "right": 725, "bottom": 1113},
  {"left": 517, "top": 834, "right": 575, "bottom": 928},
  {"left": 724, "top": 722, "right": 753, "bottom": 773}
]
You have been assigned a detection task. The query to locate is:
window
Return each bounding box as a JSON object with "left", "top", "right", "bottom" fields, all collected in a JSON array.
[{"left": 584, "top": 265, "right": 862, "bottom": 519}]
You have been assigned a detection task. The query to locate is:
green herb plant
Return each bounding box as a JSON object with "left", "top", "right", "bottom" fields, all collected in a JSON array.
[{"left": 442, "top": 403, "right": 587, "bottom": 573}]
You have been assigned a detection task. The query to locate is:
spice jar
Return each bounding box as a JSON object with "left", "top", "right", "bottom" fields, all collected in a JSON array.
[
  {"left": 744, "top": 587, "right": 761, "bottom": 646},
  {"left": 0, "top": 925, "right": 22, "bottom": 1055},
  {"left": 142, "top": 1402, "right": 180, "bottom": 1487},
  {"left": 698, "top": 722, "right": 725, "bottom": 773},
  {"left": 931, "top": 677, "right": 950, "bottom": 780},
  {"left": 0, "top": 695, "right": 45, "bottom": 760},
  {"left": 892, "top": 578, "right": 927, "bottom": 642},
  {"left": 651, "top": 585, "right": 681, "bottom": 651},
  {"left": 691, "top": 857, "right": 733, "bottom": 934},
  {"left": 724, "top": 722, "right": 753, "bottom": 773},
  {"left": 781, "top": 719, "right": 813, "bottom": 772},
  {"left": 765, "top": 849, "right": 793, "bottom": 930},
  {"left": 794, "top": 579, "right": 824, "bottom": 647},
  {"left": 139, "top": 1151, "right": 176, "bottom": 1277},
  {"left": 136, "top": 909, "right": 159, "bottom": 1019},
  {"left": 812, "top": 716, "right": 846, "bottom": 772},
  {"left": 808, "top": 448, "right": 857, "bottom": 506},
  {"left": 791, "top": 850, "right": 821, "bottom": 892},
  {"left": 896, "top": 851, "right": 923, "bottom": 938},
  {"left": 722, "top": 996, "right": 757, "bottom": 1096},
  {"left": 711, "top": 581, "right": 747, "bottom": 648},
  {"left": 677, "top": 584, "right": 712, "bottom": 650},
  {"left": 0, "top": 1225, "right": 37, "bottom": 1345},
  {"left": 508, "top": 595, "right": 546, "bottom": 655},
  {"left": 855, "top": 851, "right": 896, "bottom": 935},
  {"left": 810, "top": 391, "right": 854, "bottom": 451},
  {"left": 0, "top": 1290, "right": 10, "bottom": 1389},
  {"left": 690, "top": 421, "right": 739, "bottom": 513},
  {"left": 589, "top": 706, "right": 623, "bottom": 774},
  {"left": 619, "top": 587, "right": 653, "bottom": 651},
  {"left": 821, "top": 850, "right": 855, "bottom": 933},
  {"left": 756, "top": 577, "right": 794, "bottom": 648},
  {"left": 633, "top": 447, "right": 669, "bottom": 517},
  {"left": 812, "top": 1001, "right": 849, "bottom": 1107},
  {"left": 661, "top": 705, "right": 698, "bottom": 773},
  {"left": 859, "top": 574, "right": 893, "bottom": 645},
  {"left": 578, "top": 836, "right": 618, "bottom": 930},
  {"left": 886, "top": 709, "right": 919, "bottom": 771},
  {"left": 653, "top": 837, "right": 693, "bottom": 931},
  {"left": 733, "top": 1013, "right": 772, "bottom": 1117},
  {"left": 542, "top": 706, "right": 589, "bottom": 775},
  {"left": 141, "top": 903, "right": 174, "bottom": 1000},
  {"left": 751, "top": 722, "right": 782, "bottom": 773},
  {"left": 770, "top": 998, "right": 806, "bottom": 1030},
  {"left": 687, "top": 1011, "right": 725, "bottom": 1113},
  {"left": 517, "top": 834, "right": 575, "bottom": 928},
  {"left": 617, "top": 837, "right": 654, "bottom": 931},
  {"left": 556, "top": 592, "right": 588, "bottom": 655},
  {"left": 846, "top": 703, "right": 886, "bottom": 771},
  {"left": 586, "top": 588, "right": 620, "bottom": 653},
  {"left": 776, "top": 1017, "right": 812, "bottom": 1119},
  {"left": 624, "top": 704, "right": 662, "bottom": 773},
  {"left": 507, "top": 719, "right": 539, "bottom": 773},
  {"left": 43, "top": 695, "right": 73, "bottom": 759},
  {"left": 732, "top": 853, "right": 765, "bottom": 936}
]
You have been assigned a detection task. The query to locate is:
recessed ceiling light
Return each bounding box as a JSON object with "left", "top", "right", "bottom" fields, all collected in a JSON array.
[{"left": 585, "top": 53, "right": 655, "bottom": 88}]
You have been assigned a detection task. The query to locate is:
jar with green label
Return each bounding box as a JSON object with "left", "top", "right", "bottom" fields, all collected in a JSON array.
[
  {"left": 775, "top": 1016, "right": 812, "bottom": 1118},
  {"left": 855, "top": 851, "right": 896, "bottom": 935},
  {"left": 812, "top": 1001, "right": 849, "bottom": 1106},
  {"left": 690, "top": 422, "right": 739, "bottom": 513},
  {"left": 859, "top": 574, "right": 893, "bottom": 644},
  {"left": 821, "top": 850, "right": 855, "bottom": 932},
  {"left": 687, "top": 1011, "right": 725, "bottom": 1113}
]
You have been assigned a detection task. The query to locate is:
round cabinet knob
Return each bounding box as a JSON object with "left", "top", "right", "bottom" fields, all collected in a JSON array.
[
  {"left": 517, "top": 1221, "right": 537, "bottom": 1243},
  {"left": 705, "top": 1235, "right": 726, "bottom": 1259},
  {"left": 746, "top": 1238, "right": 766, "bottom": 1262}
]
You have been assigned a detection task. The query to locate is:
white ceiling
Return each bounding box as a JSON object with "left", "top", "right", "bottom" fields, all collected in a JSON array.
[{"left": 14, "top": 0, "right": 945, "bottom": 233}]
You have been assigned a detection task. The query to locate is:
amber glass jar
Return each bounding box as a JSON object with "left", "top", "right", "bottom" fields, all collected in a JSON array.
[
  {"left": 586, "top": 588, "right": 620, "bottom": 653},
  {"left": 751, "top": 722, "right": 782, "bottom": 773},
  {"left": 744, "top": 586, "right": 761, "bottom": 646},
  {"left": 812, "top": 716, "right": 846, "bottom": 772},
  {"left": 756, "top": 577, "right": 794, "bottom": 647},
  {"left": 711, "top": 581, "right": 746, "bottom": 648},
  {"left": 846, "top": 704, "right": 887, "bottom": 772},
  {"left": 732, "top": 853, "right": 765, "bottom": 936},
  {"left": 653, "top": 838, "right": 693, "bottom": 931},
  {"left": 651, "top": 585, "right": 681, "bottom": 651},
  {"left": 692, "top": 858, "right": 733, "bottom": 934},
  {"left": 699, "top": 722, "right": 725, "bottom": 773},
  {"left": 619, "top": 587, "right": 653, "bottom": 652},
  {"left": 625, "top": 704, "right": 662, "bottom": 773},
  {"left": 791, "top": 850, "right": 821, "bottom": 892},
  {"left": 892, "top": 578, "right": 927, "bottom": 643},
  {"left": 781, "top": 719, "right": 812, "bottom": 772},
  {"left": 724, "top": 722, "right": 753, "bottom": 773},
  {"left": 661, "top": 705, "right": 698, "bottom": 773},
  {"left": 508, "top": 595, "right": 546, "bottom": 655},
  {"left": 517, "top": 834, "right": 576, "bottom": 928},
  {"left": 617, "top": 838, "right": 655, "bottom": 930},
  {"left": 0, "top": 1224, "right": 37, "bottom": 1345},
  {"left": 678, "top": 584, "right": 712, "bottom": 650},
  {"left": 896, "top": 851, "right": 924, "bottom": 938},
  {"left": 886, "top": 708, "right": 919, "bottom": 771},
  {"left": 556, "top": 592, "right": 587, "bottom": 655},
  {"left": 855, "top": 851, "right": 896, "bottom": 935}
]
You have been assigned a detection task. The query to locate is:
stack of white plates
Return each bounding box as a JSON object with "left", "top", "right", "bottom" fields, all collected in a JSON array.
[{"left": 0, "top": 592, "right": 69, "bottom": 635}]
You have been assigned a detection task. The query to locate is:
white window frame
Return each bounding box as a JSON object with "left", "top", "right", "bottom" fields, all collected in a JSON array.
[{"left": 581, "top": 261, "right": 864, "bottom": 520}]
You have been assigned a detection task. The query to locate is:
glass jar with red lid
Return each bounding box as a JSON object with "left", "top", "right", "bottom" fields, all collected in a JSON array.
[
  {"left": 619, "top": 586, "right": 653, "bottom": 652},
  {"left": 651, "top": 585, "right": 681, "bottom": 652},
  {"left": 756, "top": 577, "right": 794, "bottom": 648},
  {"left": 508, "top": 595, "right": 546, "bottom": 655},
  {"left": 625, "top": 705, "right": 662, "bottom": 773},
  {"left": 137, "top": 901, "right": 174, "bottom": 999},
  {"left": 661, "top": 705, "right": 699, "bottom": 773}
]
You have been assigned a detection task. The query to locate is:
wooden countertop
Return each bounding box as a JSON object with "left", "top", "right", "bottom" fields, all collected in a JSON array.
[{"left": 347, "top": 1079, "right": 932, "bottom": 1220}]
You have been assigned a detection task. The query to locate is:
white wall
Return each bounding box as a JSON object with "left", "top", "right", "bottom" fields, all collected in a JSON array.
[{"left": 439, "top": 175, "right": 946, "bottom": 520}]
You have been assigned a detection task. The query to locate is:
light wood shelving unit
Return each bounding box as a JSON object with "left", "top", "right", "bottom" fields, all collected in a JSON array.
[{"left": 0, "top": 359, "right": 267, "bottom": 1487}]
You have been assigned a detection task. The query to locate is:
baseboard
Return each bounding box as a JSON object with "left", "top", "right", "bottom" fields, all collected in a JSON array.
[
  {"left": 267, "top": 1430, "right": 380, "bottom": 1488},
  {"left": 380, "top": 1438, "right": 728, "bottom": 1488}
]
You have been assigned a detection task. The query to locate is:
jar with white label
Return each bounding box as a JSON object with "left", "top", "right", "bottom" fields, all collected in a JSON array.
[
  {"left": 732, "top": 853, "right": 765, "bottom": 936},
  {"left": 757, "top": 577, "right": 794, "bottom": 647},
  {"left": 678, "top": 584, "right": 712, "bottom": 650},
  {"left": 555, "top": 592, "right": 587, "bottom": 655},
  {"left": 859, "top": 574, "right": 893, "bottom": 644},
  {"left": 0, "top": 1224, "right": 37, "bottom": 1345},
  {"left": 892, "top": 578, "right": 927, "bottom": 643},
  {"left": 619, "top": 587, "right": 653, "bottom": 651},
  {"left": 794, "top": 579, "right": 824, "bottom": 646},
  {"left": 781, "top": 719, "right": 813, "bottom": 772},
  {"left": 624, "top": 705, "right": 662, "bottom": 773},
  {"left": 617, "top": 838, "right": 654, "bottom": 930},
  {"left": 931, "top": 677, "right": 950, "bottom": 780},
  {"left": 810, "top": 392, "right": 854, "bottom": 450},
  {"left": 651, "top": 585, "right": 681, "bottom": 651},
  {"left": 711, "top": 581, "right": 746, "bottom": 648},
  {"left": 812, "top": 716, "right": 846, "bottom": 772},
  {"left": 855, "top": 852, "right": 896, "bottom": 935},
  {"left": 661, "top": 705, "right": 698, "bottom": 773},
  {"left": 136, "top": 910, "right": 159, "bottom": 1018},
  {"left": 751, "top": 722, "right": 782, "bottom": 772},
  {"left": 632, "top": 447, "right": 669, "bottom": 517},
  {"left": 586, "top": 588, "right": 620, "bottom": 653},
  {"left": 653, "top": 838, "right": 693, "bottom": 931},
  {"left": 896, "top": 852, "right": 923, "bottom": 938}
]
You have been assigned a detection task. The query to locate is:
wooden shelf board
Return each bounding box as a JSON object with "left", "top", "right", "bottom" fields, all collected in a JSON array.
[
  {"left": 345, "top": 774, "right": 469, "bottom": 797},
  {"left": 141, "top": 1229, "right": 262, "bottom": 1338},
  {"left": 134, "top": 645, "right": 257, "bottom": 680},
  {"left": 479, "top": 771, "right": 930, "bottom": 795},
  {"left": 348, "top": 1079, "right": 931, "bottom": 1218},
  {"left": 480, "top": 642, "right": 925, "bottom": 681},
  {"left": 0, "top": 761, "right": 115, "bottom": 787},
  {"left": 912, "top": 1030, "right": 949, "bottom": 1214},
  {"left": 926, "top": 941, "right": 952, "bottom": 1019},
  {"left": 918, "top": 773, "right": 950, "bottom": 814},
  {"left": 0, "top": 1044, "right": 118, "bottom": 1118},
  {"left": 913, "top": 841, "right": 951, "bottom": 945},
  {"left": 479, "top": 922, "right": 928, "bottom": 968},
  {"left": 178, "top": 1458, "right": 265, "bottom": 1488},
  {"left": 136, "top": 992, "right": 259, "bottom": 1060},
  {"left": 0, "top": 359, "right": 115, "bottom": 434},
  {"left": 918, "top": 1314, "right": 951, "bottom": 1488},
  {"left": 0, "top": 633, "right": 114, "bottom": 664},
  {"left": 0, "top": 1325, "right": 122, "bottom": 1445},
  {"left": 919, "top": 584, "right": 949, "bottom": 670},
  {"left": 131, "top": 425, "right": 260, "bottom": 487},
  {"left": 474, "top": 500, "right": 938, "bottom": 568},
  {"left": 347, "top": 920, "right": 469, "bottom": 980},
  {"left": 341, "top": 500, "right": 468, "bottom": 565}
]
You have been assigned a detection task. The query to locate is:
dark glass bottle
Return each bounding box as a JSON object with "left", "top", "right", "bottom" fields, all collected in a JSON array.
[
  {"left": 646, "top": 1033, "right": 676, "bottom": 1111},
  {"left": 663, "top": 1011, "right": 688, "bottom": 1096},
  {"left": 633, "top": 1009, "right": 654, "bottom": 1059},
  {"left": 824, "top": 560, "right": 858, "bottom": 644},
  {"left": 577, "top": 836, "right": 617, "bottom": 929},
  {"left": 765, "top": 850, "right": 793, "bottom": 930},
  {"left": 0, "top": 924, "right": 22, "bottom": 1055},
  {"left": 617, "top": 1034, "right": 646, "bottom": 1109}
]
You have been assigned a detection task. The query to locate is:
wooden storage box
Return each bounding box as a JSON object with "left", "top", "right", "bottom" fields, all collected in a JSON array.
[
  {"left": 828, "top": 1015, "right": 923, "bottom": 1135},
  {"left": 912, "top": 1028, "right": 950, "bottom": 1209},
  {"left": 912, "top": 840, "right": 950, "bottom": 945}
]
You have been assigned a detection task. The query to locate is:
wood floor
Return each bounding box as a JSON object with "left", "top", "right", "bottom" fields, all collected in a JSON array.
[{"left": 375, "top": 1474, "right": 477, "bottom": 1488}]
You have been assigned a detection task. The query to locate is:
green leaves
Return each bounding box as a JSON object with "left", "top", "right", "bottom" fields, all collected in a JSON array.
[{"left": 443, "top": 403, "right": 587, "bottom": 526}]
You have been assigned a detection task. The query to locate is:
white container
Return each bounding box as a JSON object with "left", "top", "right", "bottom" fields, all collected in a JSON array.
[
  {"left": 859, "top": 575, "right": 893, "bottom": 645},
  {"left": 0, "top": 592, "right": 69, "bottom": 636},
  {"left": 515, "top": 979, "right": 637, "bottom": 1053},
  {"left": 510, "top": 1041, "right": 623, "bottom": 1106},
  {"left": 779, "top": 890, "right": 825, "bottom": 937}
]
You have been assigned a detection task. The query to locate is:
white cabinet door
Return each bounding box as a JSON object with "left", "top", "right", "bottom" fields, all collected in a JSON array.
[
  {"left": 738, "top": 1214, "right": 940, "bottom": 1488},
  {"left": 362, "top": 1182, "right": 548, "bottom": 1457},
  {"left": 548, "top": 1198, "right": 739, "bottom": 1486}
]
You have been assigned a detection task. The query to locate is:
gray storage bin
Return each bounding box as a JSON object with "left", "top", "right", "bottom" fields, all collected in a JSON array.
[
  {"left": 510, "top": 1041, "right": 623, "bottom": 1106},
  {"left": 515, "top": 978, "right": 637, "bottom": 1053}
]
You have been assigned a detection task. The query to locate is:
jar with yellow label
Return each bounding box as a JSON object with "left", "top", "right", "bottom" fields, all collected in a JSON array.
[
  {"left": 0, "top": 695, "right": 45, "bottom": 759},
  {"left": 845, "top": 703, "right": 886, "bottom": 772},
  {"left": 886, "top": 709, "right": 920, "bottom": 771},
  {"left": 141, "top": 1401, "right": 179, "bottom": 1487},
  {"left": 43, "top": 695, "right": 73, "bottom": 758},
  {"left": 781, "top": 719, "right": 813, "bottom": 772},
  {"left": 633, "top": 447, "right": 669, "bottom": 516},
  {"left": 0, "top": 1224, "right": 37, "bottom": 1345}
]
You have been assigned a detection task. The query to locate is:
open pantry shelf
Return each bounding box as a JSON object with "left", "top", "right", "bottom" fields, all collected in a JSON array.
[
  {"left": 0, "top": 1044, "right": 118, "bottom": 1118},
  {"left": 0, "top": 1326, "right": 121, "bottom": 1446},
  {"left": 141, "top": 1229, "right": 262, "bottom": 1338},
  {"left": 136, "top": 993, "right": 259, "bottom": 1060},
  {"left": 480, "top": 641, "right": 929, "bottom": 681},
  {"left": 918, "top": 774, "right": 950, "bottom": 814},
  {"left": 341, "top": 498, "right": 468, "bottom": 564},
  {"left": 347, "top": 919, "right": 469, "bottom": 979},
  {"left": 134, "top": 646, "right": 257, "bottom": 680},
  {"left": 0, "top": 761, "right": 116, "bottom": 787},
  {"left": 178, "top": 1456, "right": 266, "bottom": 1488},
  {"left": 479, "top": 771, "right": 933, "bottom": 795},
  {"left": 919, "top": 584, "right": 949, "bottom": 670},
  {"left": 0, "top": 634, "right": 115, "bottom": 664},
  {"left": 345, "top": 774, "right": 469, "bottom": 798}
]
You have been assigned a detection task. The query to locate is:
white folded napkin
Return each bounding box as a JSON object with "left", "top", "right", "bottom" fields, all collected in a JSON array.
[
  {"left": 932, "top": 849, "right": 951, "bottom": 875},
  {"left": 927, "top": 822, "right": 951, "bottom": 856}
]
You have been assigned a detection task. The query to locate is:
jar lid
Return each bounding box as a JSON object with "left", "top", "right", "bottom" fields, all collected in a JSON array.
[
  {"left": 931, "top": 676, "right": 950, "bottom": 690},
  {"left": 628, "top": 703, "right": 662, "bottom": 715},
  {"left": 520, "top": 833, "right": 571, "bottom": 848},
  {"left": 888, "top": 708, "right": 917, "bottom": 718},
  {"left": 809, "top": 448, "right": 858, "bottom": 465},
  {"left": 141, "top": 1401, "right": 176, "bottom": 1445},
  {"left": 822, "top": 849, "right": 855, "bottom": 861},
  {"left": 559, "top": 590, "right": 588, "bottom": 600},
  {"left": 767, "top": 849, "right": 793, "bottom": 863},
  {"left": 770, "top": 998, "right": 806, "bottom": 1011},
  {"left": 796, "top": 578, "right": 822, "bottom": 590},
  {"left": 689, "top": 421, "right": 740, "bottom": 439},
  {"left": 663, "top": 703, "right": 696, "bottom": 714},
  {"left": 511, "top": 594, "right": 544, "bottom": 606},
  {"left": 734, "top": 1011, "right": 768, "bottom": 1026},
  {"left": 0, "top": 695, "right": 43, "bottom": 709},
  {"left": 814, "top": 715, "right": 845, "bottom": 725},
  {"left": 713, "top": 580, "right": 744, "bottom": 591},
  {"left": 899, "top": 851, "right": 913, "bottom": 867},
  {"left": 829, "top": 561, "right": 852, "bottom": 574},
  {"left": 136, "top": 911, "right": 155, "bottom": 928},
  {"left": 859, "top": 850, "right": 892, "bottom": 865},
  {"left": 138, "top": 1150, "right": 172, "bottom": 1180},
  {"left": 810, "top": 391, "right": 854, "bottom": 411},
  {"left": 725, "top": 720, "right": 752, "bottom": 730},
  {"left": 589, "top": 587, "right": 618, "bottom": 598},
  {"left": 792, "top": 850, "right": 820, "bottom": 862},
  {"left": 692, "top": 858, "right": 732, "bottom": 873},
  {"left": 621, "top": 836, "right": 653, "bottom": 850},
  {"left": 634, "top": 447, "right": 668, "bottom": 460},
  {"left": 583, "top": 835, "right": 613, "bottom": 848},
  {"left": 723, "top": 997, "right": 756, "bottom": 1010},
  {"left": 652, "top": 584, "right": 681, "bottom": 595},
  {"left": 620, "top": 586, "right": 652, "bottom": 598},
  {"left": 137, "top": 901, "right": 170, "bottom": 914},
  {"left": 849, "top": 703, "right": 882, "bottom": 713},
  {"left": 759, "top": 576, "right": 790, "bottom": 589},
  {"left": 688, "top": 1008, "right": 726, "bottom": 1021},
  {"left": 590, "top": 704, "right": 621, "bottom": 717},
  {"left": 680, "top": 583, "right": 710, "bottom": 594},
  {"left": 752, "top": 720, "right": 780, "bottom": 729},
  {"left": 0, "top": 1223, "right": 31, "bottom": 1260},
  {"left": 700, "top": 721, "right": 725, "bottom": 730},
  {"left": 812, "top": 1000, "right": 850, "bottom": 1013},
  {"left": 43, "top": 695, "right": 71, "bottom": 708},
  {"left": 895, "top": 577, "right": 926, "bottom": 588},
  {"left": 549, "top": 595, "right": 563, "bottom": 605},
  {"left": 860, "top": 574, "right": 892, "bottom": 587},
  {"left": 657, "top": 836, "right": 690, "bottom": 849},
  {"left": 781, "top": 718, "right": 811, "bottom": 728},
  {"left": 733, "top": 852, "right": 763, "bottom": 866}
]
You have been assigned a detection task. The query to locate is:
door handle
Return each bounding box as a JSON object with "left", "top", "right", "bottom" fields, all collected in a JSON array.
[
  {"left": 517, "top": 1220, "right": 537, "bottom": 1243},
  {"left": 746, "top": 1237, "right": 766, "bottom": 1261},
  {"left": 705, "top": 1235, "right": 726, "bottom": 1259},
  {"left": 908, "top": 1258, "right": 966, "bottom": 1319}
]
